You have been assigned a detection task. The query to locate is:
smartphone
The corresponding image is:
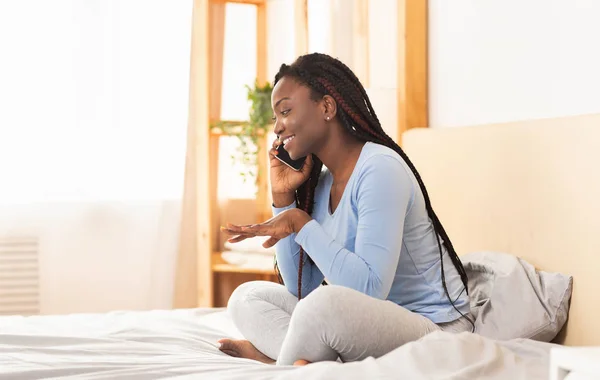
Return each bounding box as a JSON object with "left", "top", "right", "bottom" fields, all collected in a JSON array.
[{"left": 275, "top": 143, "right": 306, "bottom": 171}]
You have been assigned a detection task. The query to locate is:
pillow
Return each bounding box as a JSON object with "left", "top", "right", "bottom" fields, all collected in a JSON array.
[{"left": 462, "top": 251, "right": 573, "bottom": 342}]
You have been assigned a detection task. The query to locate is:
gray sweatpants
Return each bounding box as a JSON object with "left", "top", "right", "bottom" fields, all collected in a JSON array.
[{"left": 227, "top": 281, "right": 472, "bottom": 366}]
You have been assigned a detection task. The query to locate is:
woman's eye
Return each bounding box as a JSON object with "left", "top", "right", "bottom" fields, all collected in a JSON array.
[{"left": 281, "top": 109, "right": 291, "bottom": 116}]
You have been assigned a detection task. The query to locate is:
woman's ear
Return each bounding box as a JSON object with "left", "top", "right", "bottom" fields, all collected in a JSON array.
[{"left": 322, "top": 95, "right": 337, "bottom": 121}]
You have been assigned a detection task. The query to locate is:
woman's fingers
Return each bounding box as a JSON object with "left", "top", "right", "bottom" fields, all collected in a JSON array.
[
  {"left": 222, "top": 223, "right": 253, "bottom": 232},
  {"left": 220, "top": 224, "right": 254, "bottom": 237},
  {"left": 241, "top": 224, "right": 274, "bottom": 236},
  {"left": 221, "top": 224, "right": 271, "bottom": 240},
  {"left": 220, "top": 225, "right": 237, "bottom": 235},
  {"left": 270, "top": 139, "right": 281, "bottom": 159},
  {"left": 221, "top": 222, "right": 277, "bottom": 243},
  {"left": 227, "top": 235, "right": 250, "bottom": 243}
]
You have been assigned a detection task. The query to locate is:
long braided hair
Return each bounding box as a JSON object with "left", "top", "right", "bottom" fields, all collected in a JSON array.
[{"left": 273, "top": 53, "right": 469, "bottom": 311}]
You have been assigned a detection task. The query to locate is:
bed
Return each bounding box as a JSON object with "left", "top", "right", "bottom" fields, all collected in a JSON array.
[{"left": 2, "top": 113, "right": 599, "bottom": 379}]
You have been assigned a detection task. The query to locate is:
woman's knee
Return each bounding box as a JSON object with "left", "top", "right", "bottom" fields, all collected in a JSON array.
[
  {"left": 304, "top": 284, "right": 347, "bottom": 304},
  {"left": 294, "top": 285, "right": 349, "bottom": 320},
  {"left": 227, "top": 281, "right": 268, "bottom": 323}
]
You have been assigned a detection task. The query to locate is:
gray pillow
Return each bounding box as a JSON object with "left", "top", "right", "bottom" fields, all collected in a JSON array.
[{"left": 462, "top": 251, "right": 573, "bottom": 342}]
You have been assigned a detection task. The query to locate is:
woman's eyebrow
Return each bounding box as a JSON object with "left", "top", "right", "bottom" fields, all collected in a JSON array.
[{"left": 274, "top": 97, "right": 291, "bottom": 108}]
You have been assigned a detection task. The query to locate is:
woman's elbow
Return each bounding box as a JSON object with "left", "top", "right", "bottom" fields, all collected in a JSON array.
[{"left": 364, "top": 277, "right": 390, "bottom": 300}]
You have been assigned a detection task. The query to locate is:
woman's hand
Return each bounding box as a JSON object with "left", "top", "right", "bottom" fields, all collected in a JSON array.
[
  {"left": 270, "top": 139, "right": 313, "bottom": 203},
  {"left": 221, "top": 209, "right": 312, "bottom": 248}
]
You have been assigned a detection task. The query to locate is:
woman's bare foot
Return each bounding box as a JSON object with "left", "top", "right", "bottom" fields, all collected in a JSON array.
[
  {"left": 218, "top": 339, "right": 275, "bottom": 364},
  {"left": 293, "top": 359, "right": 311, "bottom": 366}
]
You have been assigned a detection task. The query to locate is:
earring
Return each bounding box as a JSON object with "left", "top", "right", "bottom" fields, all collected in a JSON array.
[{"left": 326, "top": 116, "right": 330, "bottom": 121}]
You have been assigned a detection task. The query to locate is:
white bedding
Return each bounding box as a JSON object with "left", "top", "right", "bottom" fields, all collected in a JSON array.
[{"left": 0, "top": 308, "right": 554, "bottom": 379}]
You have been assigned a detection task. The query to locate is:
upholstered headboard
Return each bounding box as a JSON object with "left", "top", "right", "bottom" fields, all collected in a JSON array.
[{"left": 402, "top": 113, "right": 600, "bottom": 346}]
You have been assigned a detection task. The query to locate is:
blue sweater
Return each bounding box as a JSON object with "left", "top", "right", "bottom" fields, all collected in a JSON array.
[{"left": 272, "top": 142, "right": 470, "bottom": 323}]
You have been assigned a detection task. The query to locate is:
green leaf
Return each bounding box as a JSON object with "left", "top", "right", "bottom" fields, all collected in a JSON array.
[{"left": 215, "top": 79, "right": 273, "bottom": 190}]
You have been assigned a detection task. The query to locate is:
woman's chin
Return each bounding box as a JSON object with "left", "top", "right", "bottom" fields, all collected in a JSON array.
[
  {"left": 289, "top": 151, "right": 305, "bottom": 161},
  {"left": 287, "top": 146, "right": 307, "bottom": 161},
  {"left": 285, "top": 148, "right": 298, "bottom": 160},
  {"left": 285, "top": 143, "right": 308, "bottom": 161}
]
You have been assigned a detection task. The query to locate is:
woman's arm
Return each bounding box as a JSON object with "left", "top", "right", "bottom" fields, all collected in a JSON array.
[
  {"left": 294, "top": 155, "right": 412, "bottom": 300},
  {"left": 271, "top": 202, "right": 325, "bottom": 298}
]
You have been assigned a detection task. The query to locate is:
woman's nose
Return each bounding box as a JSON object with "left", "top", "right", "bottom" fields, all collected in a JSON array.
[{"left": 273, "top": 120, "right": 284, "bottom": 139}]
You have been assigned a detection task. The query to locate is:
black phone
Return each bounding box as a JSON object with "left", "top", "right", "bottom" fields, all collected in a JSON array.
[{"left": 275, "top": 144, "right": 307, "bottom": 171}]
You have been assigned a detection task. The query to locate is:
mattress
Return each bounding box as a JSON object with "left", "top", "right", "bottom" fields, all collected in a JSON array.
[{"left": 0, "top": 307, "right": 554, "bottom": 379}]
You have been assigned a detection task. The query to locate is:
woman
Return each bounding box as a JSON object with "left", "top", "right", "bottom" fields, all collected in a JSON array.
[{"left": 219, "top": 53, "right": 473, "bottom": 366}]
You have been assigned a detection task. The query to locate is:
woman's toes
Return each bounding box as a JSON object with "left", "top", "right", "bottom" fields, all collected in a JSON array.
[
  {"left": 217, "top": 339, "right": 239, "bottom": 357},
  {"left": 293, "top": 359, "right": 311, "bottom": 366}
]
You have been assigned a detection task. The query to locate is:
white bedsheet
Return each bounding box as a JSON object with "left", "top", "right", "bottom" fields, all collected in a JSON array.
[{"left": 0, "top": 308, "right": 554, "bottom": 379}]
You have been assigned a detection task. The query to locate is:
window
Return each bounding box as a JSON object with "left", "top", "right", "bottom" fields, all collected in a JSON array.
[
  {"left": 220, "top": 4, "right": 257, "bottom": 121},
  {"left": 218, "top": 3, "right": 261, "bottom": 200},
  {"left": 0, "top": 0, "right": 192, "bottom": 203}
]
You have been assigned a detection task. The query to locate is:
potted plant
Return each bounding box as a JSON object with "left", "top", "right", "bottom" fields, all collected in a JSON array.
[{"left": 211, "top": 80, "right": 274, "bottom": 193}]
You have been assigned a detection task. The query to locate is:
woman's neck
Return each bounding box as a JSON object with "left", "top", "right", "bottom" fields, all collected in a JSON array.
[{"left": 316, "top": 128, "right": 366, "bottom": 182}]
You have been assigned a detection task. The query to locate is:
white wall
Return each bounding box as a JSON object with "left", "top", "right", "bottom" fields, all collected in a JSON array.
[
  {"left": 268, "top": 1, "right": 600, "bottom": 131},
  {"left": 366, "top": 0, "right": 398, "bottom": 141},
  {"left": 429, "top": 0, "right": 600, "bottom": 128},
  {"left": 0, "top": 0, "right": 191, "bottom": 315},
  {"left": 0, "top": 201, "right": 180, "bottom": 314},
  {"left": 267, "top": 0, "right": 295, "bottom": 80}
]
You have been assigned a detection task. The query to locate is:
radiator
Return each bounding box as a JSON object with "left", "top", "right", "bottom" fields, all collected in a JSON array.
[{"left": 0, "top": 238, "right": 40, "bottom": 315}]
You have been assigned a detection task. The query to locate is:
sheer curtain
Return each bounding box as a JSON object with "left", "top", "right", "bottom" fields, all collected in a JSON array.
[{"left": 0, "top": 1, "right": 192, "bottom": 313}]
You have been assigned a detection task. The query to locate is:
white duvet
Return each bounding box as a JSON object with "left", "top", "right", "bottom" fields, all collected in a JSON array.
[{"left": 0, "top": 308, "right": 553, "bottom": 379}]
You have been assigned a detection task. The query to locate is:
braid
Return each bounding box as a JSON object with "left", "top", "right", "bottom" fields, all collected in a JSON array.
[
  {"left": 294, "top": 155, "right": 323, "bottom": 299},
  {"left": 297, "top": 179, "right": 310, "bottom": 300},
  {"left": 273, "top": 53, "right": 469, "bottom": 310}
]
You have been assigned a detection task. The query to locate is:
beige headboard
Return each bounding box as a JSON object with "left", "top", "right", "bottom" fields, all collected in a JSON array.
[{"left": 402, "top": 113, "right": 600, "bottom": 347}]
